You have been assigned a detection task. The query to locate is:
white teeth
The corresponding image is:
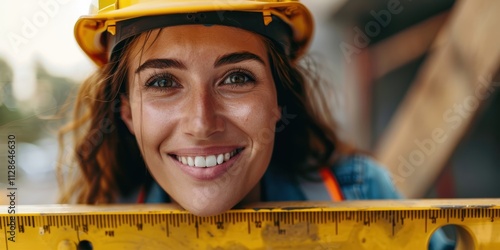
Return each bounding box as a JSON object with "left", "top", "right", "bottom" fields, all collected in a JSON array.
[
  {"left": 176, "top": 149, "right": 240, "bottom": 168},
  {"left": 217, "top": 154, "right": 224, "bottom": 164},
  {"left": 187, "top": 157, "right": 194, "bottom": 167},
  {"left": 206, "top": 155, "right": 217, "bottom": 167},
  {"left": 194, "top": 156, "right": 205, "bottom": 167}
]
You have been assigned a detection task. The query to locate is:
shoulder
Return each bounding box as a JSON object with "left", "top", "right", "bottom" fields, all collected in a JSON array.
[{"left": 332, "top": 154, "right": 403, "bottom": 199}]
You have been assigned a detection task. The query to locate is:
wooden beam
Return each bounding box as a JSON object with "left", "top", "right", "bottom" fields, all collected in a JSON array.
[
  {"left": 370, "top": 11, "right": 449, "bottom": 79},
  {"left": 374, "top": 0, "right": 500, "bottom": 198}
]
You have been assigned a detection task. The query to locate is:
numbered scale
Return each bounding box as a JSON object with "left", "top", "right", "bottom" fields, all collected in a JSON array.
[{"left": 1, "top": 199, "right": 500, "bottom": 249}]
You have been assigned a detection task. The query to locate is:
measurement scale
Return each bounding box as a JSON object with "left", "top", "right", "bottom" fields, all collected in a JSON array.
[{"left": 1, "top": 199, "right": 500, "bottom": 249}]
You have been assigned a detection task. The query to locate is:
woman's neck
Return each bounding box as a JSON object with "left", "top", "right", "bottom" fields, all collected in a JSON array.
[{"left": 235, "top": 183, "right": 261, "bottom": 208}]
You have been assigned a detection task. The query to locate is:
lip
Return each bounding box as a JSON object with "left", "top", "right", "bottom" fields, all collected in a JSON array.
[{"left": 170, "top": 147, "right": 244, "bottom": 181}]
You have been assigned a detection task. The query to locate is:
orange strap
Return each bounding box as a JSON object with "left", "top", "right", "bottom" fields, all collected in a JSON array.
[
  {"left": 137, "top": 185, "right": 146, "bottom": 204},
  {"left": 319, "top": 168, "right": 344, "bottom": 201}
]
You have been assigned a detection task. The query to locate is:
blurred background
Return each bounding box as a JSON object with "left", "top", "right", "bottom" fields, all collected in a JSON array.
[{"left": 0, "top": 0, "right": 499, "bottom": 205}]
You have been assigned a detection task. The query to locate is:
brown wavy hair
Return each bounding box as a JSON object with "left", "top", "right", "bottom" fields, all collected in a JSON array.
[{"left": 57, "top": 30, "right": 354, "bottom": 204}]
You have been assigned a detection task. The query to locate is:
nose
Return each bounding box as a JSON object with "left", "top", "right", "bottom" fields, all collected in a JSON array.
[{"left": 182, "top": 90, "right": 225, "bottom": 139}]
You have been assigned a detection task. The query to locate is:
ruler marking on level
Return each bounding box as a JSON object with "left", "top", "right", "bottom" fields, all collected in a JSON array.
[
  {"left": 175, "top": 213, "right": 179, "bottom": 227},
  {"left": 75, "top": 221, "right": 80, "bottom": 243},
  {"left": 335, "top": 212, "right": 338, "bottom": 235},
  {"left": 166, "top": 214, "right": 170, "bottom": 237},
  {"left": 3, "top": 217, "right": 9, "bottom": 250},
  {"left": 390, "top": 211, "right": 394, "bottom": 237},
  {"left": 18, "top": 217, "right": 22, "bottom": 234},
  {"left": 195, "top": 220, "right": 199, "bottom": 239},
  {"left": 425, "top": 210, "right": 428, "bottom": 233}
]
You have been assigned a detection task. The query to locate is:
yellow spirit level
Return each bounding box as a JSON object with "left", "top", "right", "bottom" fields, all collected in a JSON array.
[{"left": 1, "top": 199, "right": 499, "bottom": 249}]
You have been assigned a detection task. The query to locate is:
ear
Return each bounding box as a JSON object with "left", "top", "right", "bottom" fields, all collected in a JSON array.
[
  {"left": 275, "top": 105, "right": 282, "bottom": 124},
  {"left": 120, "top": 95, "right": 135, "bottom": 135}
]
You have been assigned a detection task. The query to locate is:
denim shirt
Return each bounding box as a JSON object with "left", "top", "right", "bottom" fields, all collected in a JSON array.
[
  {"left": 142, "top": 155, "right": 454, "bottom": 249},
  {"left": 260, "top": 155, "right": 402, "bottom": 201}
]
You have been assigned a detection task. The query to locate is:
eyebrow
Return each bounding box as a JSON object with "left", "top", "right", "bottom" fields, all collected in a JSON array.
[
  {"left": 135, "top": 58, "right": 186, "bottom": 74},
  {"left": 135, "top": 51, "right": 265, "bottom": 74},
  {"left": 214, "top": 52, "right": 265, "bottom": 67}
]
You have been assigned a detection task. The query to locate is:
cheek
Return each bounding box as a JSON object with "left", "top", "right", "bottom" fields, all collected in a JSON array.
[
  {"left": 236, "top": 93, "right": 280, "bottom": 149},
  {"left": 130, "top": 101, "right": 174, "bottom": 152}
]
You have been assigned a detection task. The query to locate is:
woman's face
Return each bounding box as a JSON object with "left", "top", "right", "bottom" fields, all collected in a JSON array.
[{"left": 121, "top": 25, "right": 280, "bottom": 216}]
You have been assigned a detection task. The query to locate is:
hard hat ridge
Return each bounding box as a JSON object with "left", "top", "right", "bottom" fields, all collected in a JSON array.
[{"left": 75, "top": 0, "right": 314, "bottom": 66}]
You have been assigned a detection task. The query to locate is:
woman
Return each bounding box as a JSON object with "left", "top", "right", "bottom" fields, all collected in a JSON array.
[{"left": 59, "top": 0, "right": 452, "bottom": 248}]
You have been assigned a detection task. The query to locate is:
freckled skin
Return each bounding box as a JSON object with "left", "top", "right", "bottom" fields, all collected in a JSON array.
[{"left": 120, "top": 25, "right": 280, "bottom": 216}]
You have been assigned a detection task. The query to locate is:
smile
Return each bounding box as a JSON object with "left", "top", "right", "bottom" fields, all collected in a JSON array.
[{"left": 173, "top": 148, "right": 243, "bottom": 168}]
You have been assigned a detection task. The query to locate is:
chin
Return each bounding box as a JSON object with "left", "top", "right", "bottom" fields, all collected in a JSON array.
[{"left": 181, "top": 198, "right": 237, "bottom": 217}]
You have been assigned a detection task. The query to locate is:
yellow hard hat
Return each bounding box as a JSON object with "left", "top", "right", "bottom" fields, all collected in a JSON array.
[{"left": 75, "top": 0, "right": 314, "bottom": 66}]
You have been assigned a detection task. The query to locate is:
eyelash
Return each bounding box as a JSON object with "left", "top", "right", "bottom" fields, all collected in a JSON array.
[
  {"left": 220, "top": 68, "right": 256, "bottom": 87},
  {"left": 144, "top": 72, "right": 180, "bottom": 91}
]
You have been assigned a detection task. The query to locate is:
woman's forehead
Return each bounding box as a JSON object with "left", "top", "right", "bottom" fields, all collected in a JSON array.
[{"left": 128, "top": 25, "right": 269, "bottom": 65}]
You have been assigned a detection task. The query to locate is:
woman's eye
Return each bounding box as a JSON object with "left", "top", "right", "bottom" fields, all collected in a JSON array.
[
  {"left": 223, "top": 72, "right": 255, "bottom": 86},
  {"left": 146, "top": 74, "right": 180, "bottom": 89}
]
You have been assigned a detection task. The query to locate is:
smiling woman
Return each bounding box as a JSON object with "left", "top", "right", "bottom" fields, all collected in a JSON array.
[{"left": 56, "top": 1, "right": 453, "bottom": 248}]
